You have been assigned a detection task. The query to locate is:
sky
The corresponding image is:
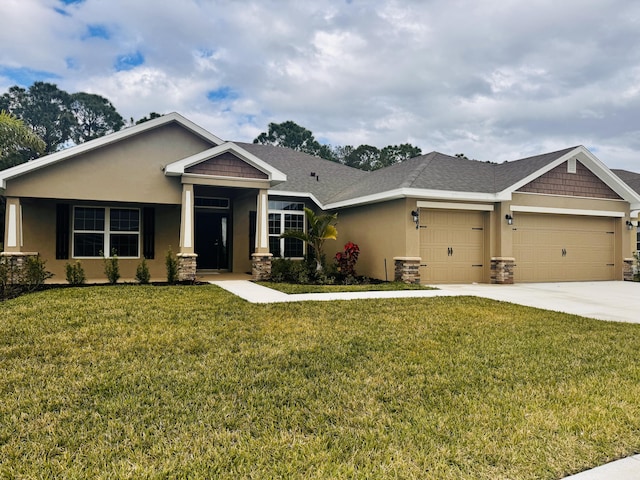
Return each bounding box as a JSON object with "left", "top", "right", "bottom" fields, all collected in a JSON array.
[{"left": 1, "top": 0, "right": 640, "bottom": 171}]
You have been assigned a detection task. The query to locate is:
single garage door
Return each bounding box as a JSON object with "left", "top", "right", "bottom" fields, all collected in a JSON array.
[
  {"left": 419, "top": 209, "right": 485, "bottom": 283},
  {"left": 513, "top": 213, "right": 616, "bottom": 282}
]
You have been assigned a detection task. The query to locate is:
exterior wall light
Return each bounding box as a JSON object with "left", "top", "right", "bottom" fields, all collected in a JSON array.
[
  {"left": 411, "top": 210, "right": 419, "bottom": 229},
  {"left": 626, "top": 220, "right": 634, "bottom": 230},
  {"left": 505, "top": 214, "right": 513, "bottom": 225}
]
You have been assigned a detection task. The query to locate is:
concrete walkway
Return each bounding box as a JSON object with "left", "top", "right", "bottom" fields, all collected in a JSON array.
[
  {"left": 211, "top": 280, "right": 640, "bottom": 324},
  {"left": 210, "top": 279, "right": 640, "bottom": 479}
]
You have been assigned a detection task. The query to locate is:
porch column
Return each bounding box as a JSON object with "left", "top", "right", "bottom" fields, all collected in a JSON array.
[
  {"left": 255, "top": 189, "right": 270, "bottom": 254},
  {"left": 178, "top": 184, "right": 197, "bottom": 281},
  {"left": 179, "top": 184, "right": 195, "bottom": 254},
  {"left": 252, "top": 189, "right": 272, "bottom": 280},
  {"left": 4, "top": 197, "right": 22, "bottom": 253}
]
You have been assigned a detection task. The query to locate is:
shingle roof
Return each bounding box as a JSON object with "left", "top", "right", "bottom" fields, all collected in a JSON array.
[
  {"left": 612, "top": 169, "right": 640, "bottom": 195},
  {"left": 235, "top": 142, "right": 368, "bottom": 204},
  {"left": 241, "top": 144, "right": 580, "bottom": 205}
]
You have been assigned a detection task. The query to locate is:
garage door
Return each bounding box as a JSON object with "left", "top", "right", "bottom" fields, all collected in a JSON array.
[
  {"left": 513, "top": 213, "right": 616, "bottom": 282},
  {"left": 419, "top": 209, "right": 485, "bottom": 283}
]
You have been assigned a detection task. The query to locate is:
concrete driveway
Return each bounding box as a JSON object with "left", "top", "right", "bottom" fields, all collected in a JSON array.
[{"left": 437, "top": 281, "right": 640, "bottom": 324}]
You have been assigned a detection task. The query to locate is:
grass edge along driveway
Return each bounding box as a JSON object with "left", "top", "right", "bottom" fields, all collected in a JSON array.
[{"left": 1, "top": 285, "right": 640, "bottom": 479}]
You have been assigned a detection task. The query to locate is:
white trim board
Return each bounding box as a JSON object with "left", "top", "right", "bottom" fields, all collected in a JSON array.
[
  {"left": 510, "top": 205, "right": 625, "bottom": 217},
  {"left": 417, "top": 201, "right": 494, "bottom": 211}
]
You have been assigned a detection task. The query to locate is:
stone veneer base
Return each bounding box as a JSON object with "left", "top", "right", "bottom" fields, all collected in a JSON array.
[
  {"left": 176, "top": 253, "right": 198, "bottom": 282},
  {"left": 393, "top": 257, "right": 421, "bottom": 284},
  {"left": 491, "top": 257, "right": 515, "bottom": 284},
  {"left": 252, "top": 253, "right": 273, "bottom": 281}
]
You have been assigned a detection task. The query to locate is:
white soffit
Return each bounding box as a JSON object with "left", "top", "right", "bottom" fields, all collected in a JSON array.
[
  {"left": 510, "top": 205, "right": 625, "bottom": 217},
  {"left": 417, "top": 201, "right": 494, "bottom": 211}
]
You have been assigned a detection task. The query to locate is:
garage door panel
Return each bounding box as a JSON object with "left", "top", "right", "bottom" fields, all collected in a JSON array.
[
  {"left": 419, "top": 209, "right": 485, "bottom": 284},
  {"left": 513, "top": 213, "right": 615, "bottom": 282}
]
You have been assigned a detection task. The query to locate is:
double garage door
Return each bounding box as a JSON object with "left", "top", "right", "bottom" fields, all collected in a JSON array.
[
  {"left": 419, "top": 209, "right": 617, "bottom": 283},
  {"left": 513, "top": 213, "right": 616, "bottom": 282}
]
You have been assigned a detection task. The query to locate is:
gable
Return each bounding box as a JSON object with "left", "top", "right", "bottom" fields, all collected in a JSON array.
[
  {"left": 185, "top": 152, "right": 268, "bottom": 179},
  {"left": 517, "top": 160, "right": 622, "bottom": 200}
]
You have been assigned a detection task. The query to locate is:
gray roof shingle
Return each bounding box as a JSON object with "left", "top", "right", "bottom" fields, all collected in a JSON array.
[
  {"left": 237, "top": 143, "right": 591, "bottom": 206},
  {"left": 612, "top": 169, "right": 640, "bottom": 195}
]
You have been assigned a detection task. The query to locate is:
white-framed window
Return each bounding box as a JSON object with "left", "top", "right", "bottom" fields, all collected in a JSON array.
[
  {"left": 73, "top": 206, "right": 140, "bottom": 258},
  {"left": 268, "top": 200, "right": 305, "bottom": 258}
]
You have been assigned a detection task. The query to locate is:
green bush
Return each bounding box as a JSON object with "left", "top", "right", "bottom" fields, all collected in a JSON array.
[
  {"left": 136, "top": 258, "right": 151, "bottom": 284},
  {"left": 1, "top": 254, "right": 53, "bottom": 300},
  {"left": 65, "top": 261, "right": 86, "bottom": 285},
  {"left": 102, "top": 250, "right": 120, "bottom": 284},
  {"left": 166, "top": 247, "right": 178, "bottom": 284}
]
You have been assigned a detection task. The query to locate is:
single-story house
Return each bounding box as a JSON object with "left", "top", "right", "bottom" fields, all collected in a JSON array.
[{"left": 1, "top": 112, "right": 639, "bottom": 284}]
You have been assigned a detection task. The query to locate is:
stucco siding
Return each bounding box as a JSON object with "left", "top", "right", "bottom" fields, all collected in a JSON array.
[
  {"left": 4, "top": 124, "right": 211, "bottom": 204},
  {"left": 20, "top": 199, "right": 180, "bottom": 281},
  {"left": 334, "top": 199, "right": 408, "bottom": 281}
]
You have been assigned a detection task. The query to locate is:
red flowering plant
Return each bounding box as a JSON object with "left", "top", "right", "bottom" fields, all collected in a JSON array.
[{"left": 335, "top": 242, "right": 360, "bottom": 277}]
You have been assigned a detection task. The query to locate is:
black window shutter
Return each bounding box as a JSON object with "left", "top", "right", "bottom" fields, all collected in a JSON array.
[
  {"left": 143, "top": 207, "right": 155, "bottom": 259},
  {"left": 249, "top": 211, "right": 256, "bottom": 258},
  {"left": 55, "top": 204, "right": 70, "bottom": 259}
]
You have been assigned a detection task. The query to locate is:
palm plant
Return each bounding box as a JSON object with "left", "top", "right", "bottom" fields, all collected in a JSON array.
[{"left": 280, "top": 207, "right": 337, "bottom": 271}]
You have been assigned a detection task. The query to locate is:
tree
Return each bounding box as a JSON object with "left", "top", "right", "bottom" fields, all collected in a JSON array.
[
  {"left": 254, "top": 120, "right": 422, "bottom": 170},
  {"left": 70, "top": 92, "right": 124, "bottom": 143},
  {"left": 254, "top": 121, "right": 336, "bottom": 161},
  {"left": 134, "top": 112, "right": 163, "bottom": 125},
  {"left": 280, "top": 207, "right": 338, "bottom": 271},
  {"left": 0, "top": 82, "right": 75, "bottom": 153},
  {"left": 0, "top": 110, "right": 46, "bottom": 170},
  {"left": 343, "top": 144, "right": 381, "bottom": 171},
  {"left": 0, "top": 82, "right": 125, "bottom": 154},
  {"left": 379, "top": 144, "right": 422, "bottom": 168}
]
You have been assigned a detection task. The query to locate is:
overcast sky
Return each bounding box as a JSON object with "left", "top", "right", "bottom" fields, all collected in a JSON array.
[{"left": 2, "top": 0, "right": 640, "bottom": 170}]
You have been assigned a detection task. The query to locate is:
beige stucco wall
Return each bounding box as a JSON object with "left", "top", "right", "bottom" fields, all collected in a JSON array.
[
  {"left": 4, "top": 123, "right": 211, "bottom": 204},
  {"left": 20, "top": 198, "right": 180, "bottom": 281},
  {"left": 332, "top": 199, "right": 409, "bottom": 281}
]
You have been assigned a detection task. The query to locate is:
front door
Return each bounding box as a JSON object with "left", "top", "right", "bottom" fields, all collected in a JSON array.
[{"left": 195, "top": 211, "right": 229, "bottom": 270}]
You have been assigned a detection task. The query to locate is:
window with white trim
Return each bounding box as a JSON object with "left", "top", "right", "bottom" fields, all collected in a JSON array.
[
  {"left": 73, "top": 207, "right": 140, "bottom": 258},
  {"left": 268, "top": 201, "right": 305, "bottom": 258}
]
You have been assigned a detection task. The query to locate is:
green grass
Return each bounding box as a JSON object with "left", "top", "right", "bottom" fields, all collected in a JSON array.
[
  {"left": 256, "top": 281, "right": 433, "bottom": 294},
  {"left": 2, "top": 285, "right": 640, "bottom": 479}
]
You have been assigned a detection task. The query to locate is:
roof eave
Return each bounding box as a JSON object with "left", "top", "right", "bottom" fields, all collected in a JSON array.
[
  {"left": 0, "top": 112, "right": 224, "bottom": 187},
  {"left": 324, "top": 188, "right": 505, "bottom": 210}
]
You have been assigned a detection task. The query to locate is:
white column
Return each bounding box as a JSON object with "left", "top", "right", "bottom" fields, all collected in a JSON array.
[
  {"left": 255, "top": 189, "right": 270, "bottom": 253},
  {"left": 179, "top": 184, "right": 195, "bottom": 254},
  {"left": 4, "top": 197, "right": 22, "bottom": 252}
]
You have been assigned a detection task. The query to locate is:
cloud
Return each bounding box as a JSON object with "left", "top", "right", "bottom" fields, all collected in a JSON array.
[{"left": 1, "top": 0, "right": 640, "bottom": 169}]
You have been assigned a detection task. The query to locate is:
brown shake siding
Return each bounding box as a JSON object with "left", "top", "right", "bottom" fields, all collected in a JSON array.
[
  {"left": 517, "top": 161, "right": 621, "bottom": 199},
  {"left": 185, "top": 152, "right": 268, "bottom": 179}
]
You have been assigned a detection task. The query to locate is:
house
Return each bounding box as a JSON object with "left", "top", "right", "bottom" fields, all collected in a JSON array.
[{"left": 1, "top": 112, "right": 639, "bottom": 284}]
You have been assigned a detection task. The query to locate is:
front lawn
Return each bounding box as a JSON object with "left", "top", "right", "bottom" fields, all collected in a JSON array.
[{"left": 2, "top": 286, "right": 640, "bottom": 479}]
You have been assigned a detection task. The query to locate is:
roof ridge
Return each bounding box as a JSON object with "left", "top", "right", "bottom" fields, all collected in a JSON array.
[{"left": 402, "top": 151, "right": 438, "bottom": 188}]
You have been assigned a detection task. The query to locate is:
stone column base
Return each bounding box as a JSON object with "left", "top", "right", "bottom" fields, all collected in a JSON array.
[
  {"left": 623, "top": 258, "right": 635, "bottom": 282},
  {"left": 491, "top": 257, "right": 515, "bottom": 284},
  {"left": 252, "top": 253, "right": 273, "bottom": 281},
  {"left": 176, "top": 253, "right": 198, "bottom": 282},
  {"left": 0, "top": 252, "right": 39, "bottom": 285},
  {"left": 393, "top": 257, "right": 421, "bottom": 284}
]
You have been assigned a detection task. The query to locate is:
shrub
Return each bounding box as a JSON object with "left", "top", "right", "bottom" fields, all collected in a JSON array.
[
  {"left": 166, "top": 247, "right": 178, "bottom": 284},
  {"left": 271, "top": 258, "right": 315, "bottom": 284},
  {"left": 136, "top": 258, "right": 151, "bottom": 284},
  {"left": 335, "top": 242, "right": 360, "bottom": 278},
  {"left": 1, "top": 255, "right": 52, "bottom": 300},
  {"left": 65, "top": 261, "right": 86, "bottom": 285},
  {"left": 102, "top": 250, "right": 120, "bottom": 284}
]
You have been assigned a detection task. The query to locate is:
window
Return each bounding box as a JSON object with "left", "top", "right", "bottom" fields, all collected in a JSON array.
[
  {"left": 268, "top": 201, "right": 305, "bottom": 258},
  {"left": 637, "top": 228, "right": 640, "bottom": 253},
  {"left": 73, "top": 207, "right": 140, "bottom": 258}
]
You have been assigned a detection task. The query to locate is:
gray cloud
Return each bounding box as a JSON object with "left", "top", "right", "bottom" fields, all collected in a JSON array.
[{"left": 1, "top": 0, "right": 640, "bottom": 169}]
